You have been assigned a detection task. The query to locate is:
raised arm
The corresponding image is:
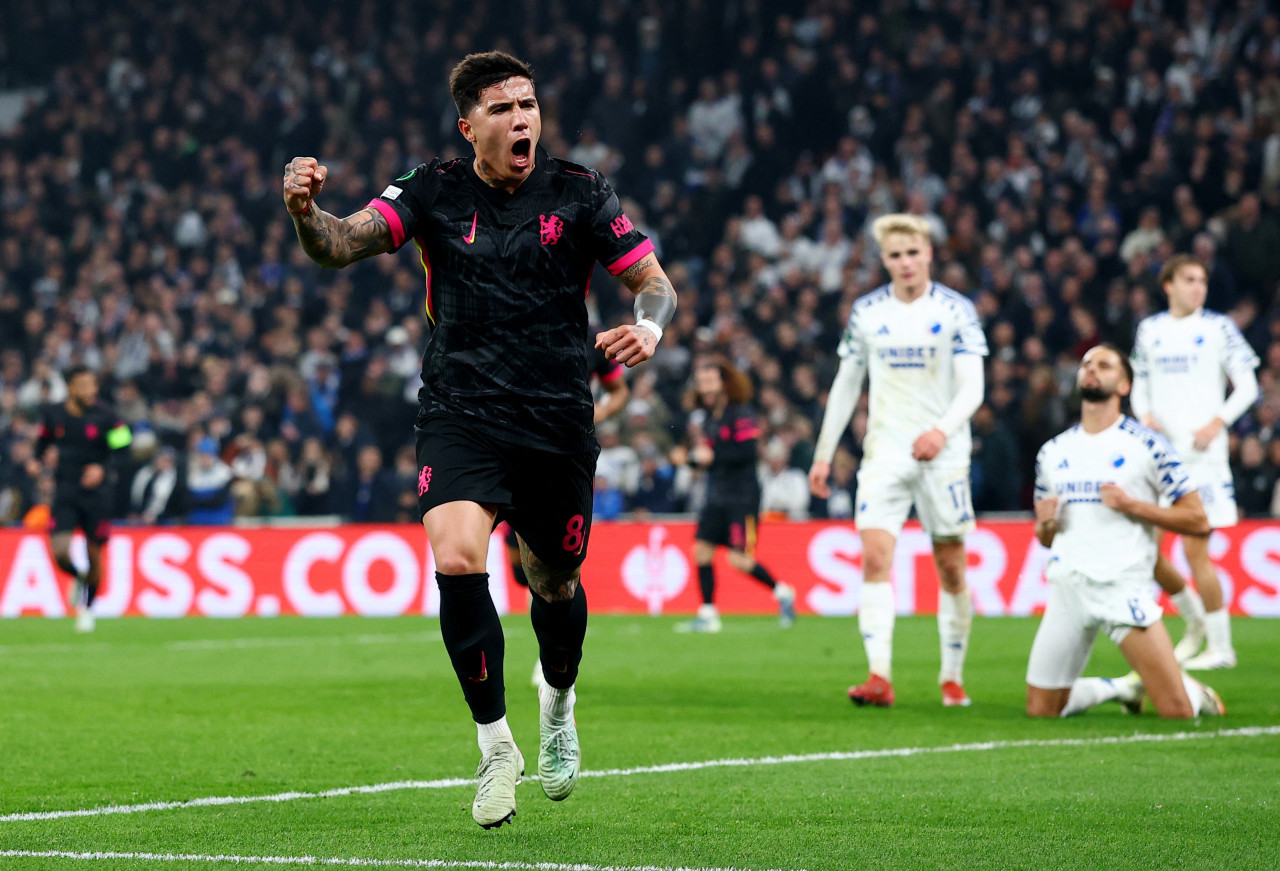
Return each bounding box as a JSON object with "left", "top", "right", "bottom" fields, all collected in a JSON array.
[
  {"left": 283, "top": 157, "right": 394, "bottom": 268},
  {"left": 594, "top": 254, "right": 678, "bottom": 368}
]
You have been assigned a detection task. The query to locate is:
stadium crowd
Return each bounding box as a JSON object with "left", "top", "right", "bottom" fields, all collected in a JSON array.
[{"left": 3, "top": 0, "right": 1280, "bottom": 526}]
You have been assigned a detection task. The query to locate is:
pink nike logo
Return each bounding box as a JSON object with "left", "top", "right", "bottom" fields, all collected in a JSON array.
[
  {"left": 463, "top": 211, "right": 477, "bottom": 244},
  {"left": 466, "top": 651, "right": 488, "bottom": 682}
]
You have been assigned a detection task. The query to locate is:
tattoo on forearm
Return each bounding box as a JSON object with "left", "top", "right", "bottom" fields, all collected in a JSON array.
[
  {"left": 634, "top": 275, "right": 677, "bottom": 329},
  {"left": 294, "top": 208, "right": 390, "bottom": 268},
  {"left": 617, "top": 257, "right": 653, "bottom": 284}
]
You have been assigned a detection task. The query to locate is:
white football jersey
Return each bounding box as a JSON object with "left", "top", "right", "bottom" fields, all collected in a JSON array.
[
  {"left": 1034, "top": 417, "right": 1195, "bottom": 584},
  {"left": 1131, "top": 309, "right": 1259, "bottom": 466},
  {"left": 837, "top": 282, "right": 988, "bottom": 466}
]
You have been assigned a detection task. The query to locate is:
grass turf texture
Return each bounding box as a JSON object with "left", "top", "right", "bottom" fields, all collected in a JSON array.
[{"left": 1, "top": 614, "right": 1277, "bottom": 871}]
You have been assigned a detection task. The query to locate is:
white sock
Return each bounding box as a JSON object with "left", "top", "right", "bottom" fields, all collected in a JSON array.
[
  {"left": 539, "top": 684, "right": 575, "bottom": 725},
  {"left": 1060, "top": 677, "right": 1127, "bottom": 717},
  {"left": 477, "top": 716, "right": 514, "bottom": 754},
  {"left": 859, "top": 581, "right": 895, "bottom": 681},
  {"left": 937, "top": 589, "right": 972, "bottom": 685},
  {"left": 1204, "top": 608, "right": 1233, "bottom": 653},
  {"left": 1180, "top": 672, "right": 1205, "bottom": 716},
  {"left": 1171, "top": 587, "right": 1206, "bottom": 631}
]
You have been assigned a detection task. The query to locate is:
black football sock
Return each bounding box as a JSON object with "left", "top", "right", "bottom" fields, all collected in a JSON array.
[
  {"left": 436, "top": 572, "right": 506, "bottom": 724},
  {"left": 749, "top": 563, "right": 778, "bottom": 590},
  {"left": 530, "top": 583, "right": 587, "bottom": 690},
  {"left": 698, "top": 564, "right": 716, "bottom": 605}
]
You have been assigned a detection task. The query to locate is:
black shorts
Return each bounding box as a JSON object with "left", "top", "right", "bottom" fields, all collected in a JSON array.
[
  {"left": 695, "top": 499, "right": 759, "bottom": 554},
  {"left": 416, "top": 412, "right": 599, "bottom": 570},
  {"left": 49, "top": 486, "right": 113, "bottom": 543}
]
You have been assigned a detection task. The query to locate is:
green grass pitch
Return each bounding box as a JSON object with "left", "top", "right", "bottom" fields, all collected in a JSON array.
[{"left": 1, "top": 613, "right": 1278, "bottom": 870}]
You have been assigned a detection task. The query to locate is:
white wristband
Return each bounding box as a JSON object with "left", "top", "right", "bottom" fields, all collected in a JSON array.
[{"left": 635, "top": 318, "right": 663, "bottom": 344}]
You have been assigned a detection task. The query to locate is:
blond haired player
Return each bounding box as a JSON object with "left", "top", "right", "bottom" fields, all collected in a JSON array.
[
  {"left": 1029, "top": 344, "right": 1224, "bottom": 719},
  {"left": 1131, "top": 255, "right": 1259, "bottom": 669},
  {"left": 810, "top": 214, "right": 987, "bottom": 707}
]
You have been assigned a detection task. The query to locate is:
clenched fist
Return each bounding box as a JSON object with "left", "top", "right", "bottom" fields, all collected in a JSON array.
[{"left": 283, "top": 157, "right": 328, "bottom": 214}]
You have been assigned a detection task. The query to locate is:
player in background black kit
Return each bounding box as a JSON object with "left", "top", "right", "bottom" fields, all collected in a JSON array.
[
  {"left": 34, "top": 366, "right": 133, "bottom": 633},
  {"left": 673, "top": 356, "right": 795, "bottom": 634},
  {"left": 282, "top": 51, "right": 677, "bottom": 829}
]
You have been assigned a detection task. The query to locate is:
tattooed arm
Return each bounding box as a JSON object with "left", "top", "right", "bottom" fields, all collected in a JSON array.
[
  {"left": 594, "top": 254, "right": 679, "bottom": 368},
  {"left": 283, "top": 157, "right": 394, "bottom": 268}
]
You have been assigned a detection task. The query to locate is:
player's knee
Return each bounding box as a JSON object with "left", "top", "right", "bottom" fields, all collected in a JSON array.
[
  {"left": 433, "top": 550, "right": 488, "bottom": 576},
  {"left": 1025, "top": 689, "right": 1064, "bottom": 718},
  {"left": 726, "top": 550, "right": 753, "bottom": 572},
  {"left": 863, "top": 549, "right": 892, "bottom": 578},
  {"left": 1151, "top": 694, "right": 1196, "bottom": 720}
]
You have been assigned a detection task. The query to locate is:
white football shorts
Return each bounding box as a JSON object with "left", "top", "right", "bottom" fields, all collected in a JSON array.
[
  {"left": 1025, "top": 559, "right": 1162, "bottom": 690},
  {"left": 1183, "top": 459, "right": 1239, "bottom": 529},
  {"left": 855, "top": 457, "right": 974, "bottom": 539}
]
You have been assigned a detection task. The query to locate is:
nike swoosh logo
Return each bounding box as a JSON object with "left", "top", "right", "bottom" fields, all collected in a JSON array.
[
  {"left": 463, "top": 211, "right": 477, "bottom": 244},
  {"left": 466, "top": 651, "right": 488, "bottom": 682}
]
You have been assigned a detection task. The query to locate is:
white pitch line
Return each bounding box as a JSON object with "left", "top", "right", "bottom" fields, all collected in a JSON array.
[
  {"left": 0, "top": 632, "right": 442, "bottom": 656},
  {"left": 0, "top": 852, "right": 795, "bottom": 871},
  {"left": 4, "top": 725, "right": 1277, "bottom": 824}
]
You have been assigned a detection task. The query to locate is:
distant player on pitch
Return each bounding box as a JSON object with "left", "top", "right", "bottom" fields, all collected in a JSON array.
[
  {"left": 809, "top": 214, "right": 987, "bottom": 708},
  {"left": 1028, "top": 344, "right": 1224, "bottom": 719},
  {"left": 1131, "top": 254, "right": 1258, "bottom": 670},
  {"left": 34, "top": 366, "right": 133, "bottom": 633}
]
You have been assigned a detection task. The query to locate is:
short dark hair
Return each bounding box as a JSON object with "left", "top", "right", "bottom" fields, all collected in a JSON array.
[
  {"left": 1158, "top": 253, "right": 1205, "bottom": 288},
  {"left": 1092, "top": 342, "right": 1134, "bottom": 385},
  {"left": 449, "top": 51, "right": 535, "bottom": 118},
  {"left": 64, "top": 365, "right": 94, "bottom": 384}
]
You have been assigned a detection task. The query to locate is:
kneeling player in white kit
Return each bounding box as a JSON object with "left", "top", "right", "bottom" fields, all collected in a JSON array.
[
  {"left": 1028, "top": 344, "right": 1224, "bottom": 719},
  {"left": 810, "top": 214, "right": 987, "bottom": 707},
  {"left": 1131, "top": 255, "right": 1258, "bottom": 670}
]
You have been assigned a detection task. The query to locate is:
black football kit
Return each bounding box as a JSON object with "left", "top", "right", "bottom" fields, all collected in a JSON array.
[
  {"left": 366, "top": 150, "right": 652, "bottom": 721},
  {"left": 36, "top": 402, "right": 132, "bottom": 543}
]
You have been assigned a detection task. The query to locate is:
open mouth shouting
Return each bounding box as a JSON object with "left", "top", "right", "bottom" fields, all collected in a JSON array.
[{"left": 511, "top": 137, "right": 533, "bottom": 172}]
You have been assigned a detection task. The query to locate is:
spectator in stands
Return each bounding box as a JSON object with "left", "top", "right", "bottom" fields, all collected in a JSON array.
[
  {"left": 129, "top": 446, "right": 182, "bottom": 525},
  {"left": 3, "top": 0, "right": 1280, "bottom": 523},
  {"left": 185, "top": 437, "right": 234, "bottom": 525}
]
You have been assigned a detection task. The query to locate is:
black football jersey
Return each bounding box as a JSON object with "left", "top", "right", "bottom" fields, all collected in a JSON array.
[
  {"left": 703, "top": 402, "right": 763, "bottom": 503},
  {"left": 36, "top": 402, "right": 132, "bottom": 487},
  {"left": 368, "top": 150, "right": 652, "bottom": 453},
  {"left": 589, "top": 342, "right": 624, "bottom": 387}
]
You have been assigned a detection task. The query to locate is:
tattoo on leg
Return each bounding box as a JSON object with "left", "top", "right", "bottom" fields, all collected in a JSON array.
[{"left": 519, "top": 538, "right": 579, "bottom": 601}]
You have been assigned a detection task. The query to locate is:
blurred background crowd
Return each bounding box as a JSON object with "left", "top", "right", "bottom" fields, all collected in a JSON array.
[{"left": 3, "top": 0, "right": 1280, "bottom": 527}]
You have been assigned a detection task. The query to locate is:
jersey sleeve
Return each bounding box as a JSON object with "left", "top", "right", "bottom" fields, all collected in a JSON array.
[
  {"left": 365, "top": 161, "right": 444, "bottom": 253},
  {"left": 1131, "top": 319, "right": 1152, "bottom": 380},
  {"left": 590, "top": 345, "right": 625, "bottom": 385},
  {"left": 1219, "top": 315, "right": 1260, "bottom": 376},
  {"left": 952, "top": 297, "right": 989, "bottom": 356},
  {"left": 1033, "top": 443, "right": 1054, "bottom": 503},
  {"left": 837, "top": 305, "right": 868, "bottom": 363},
  {"left": 34, "top": 406, "right": 54, "bottom": 456},
  {"left": 1149, "top": 432, "right": 1195, "bottom": 504},
  {"left": 585, "top": 173, "right": 654, "bottom": 277},
  {"left": 106, "top": 415, "right": 132, "bottom": 451}
]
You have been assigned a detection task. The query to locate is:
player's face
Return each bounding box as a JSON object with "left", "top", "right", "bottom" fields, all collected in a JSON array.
[
  {"left": 1164, "top": 263, "right": 1208, "bottom": 315},
  {"left": 1077, "top": 347, "right": 1130, "bottom": 402},
  {"left": 694, "top": 365, "right": 723, "bottom": 403},
  {"left": 459, "top": 77, "right": 541, "bottom": 190},
  {"left": 67, "top": 372, "right": 98, "bottom": 409},
  {"left": 879, "top": 232, "right": 933, "bottom": 291}
]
